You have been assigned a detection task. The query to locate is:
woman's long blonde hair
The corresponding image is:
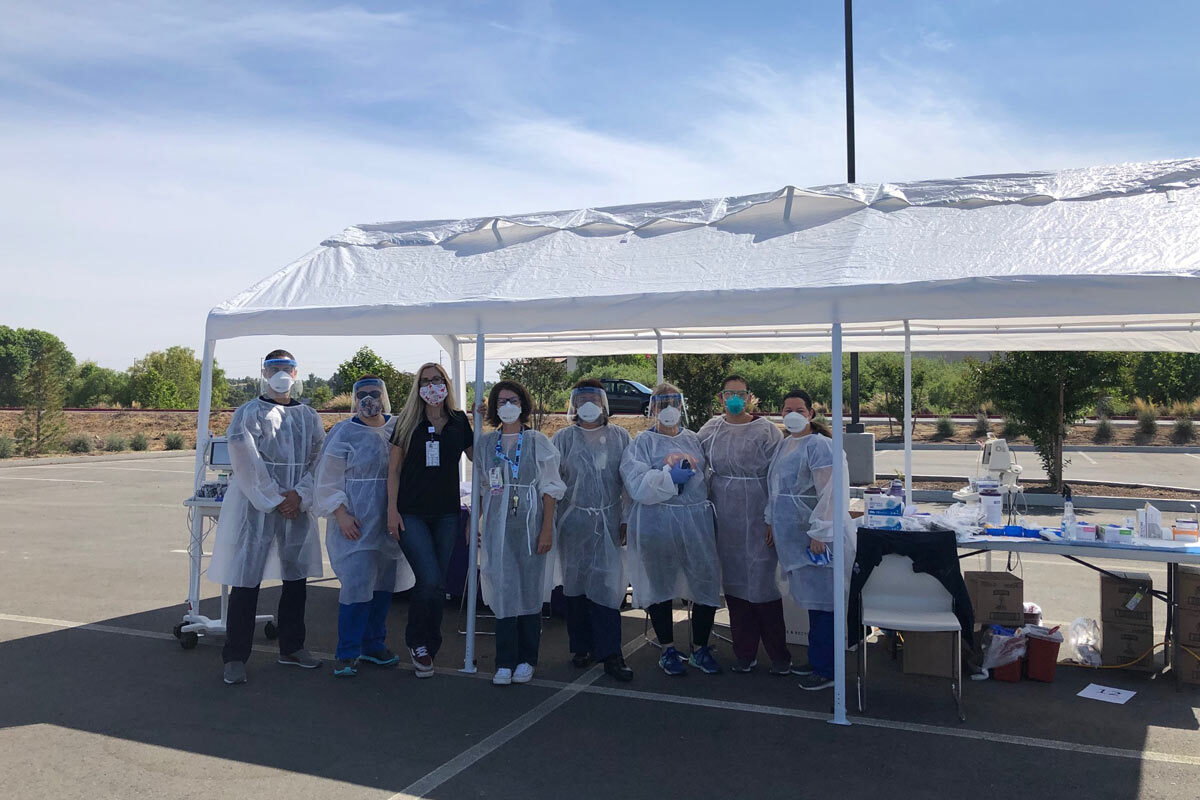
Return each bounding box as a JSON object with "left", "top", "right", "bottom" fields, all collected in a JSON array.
[{"left": 392, "top": 362, "right": 459, "bottom": 454}]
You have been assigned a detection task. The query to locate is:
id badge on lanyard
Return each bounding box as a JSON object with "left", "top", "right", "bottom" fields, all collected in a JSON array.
[
  {"left": 425, "top": 426, "right": 440, "bottom": 467},
  {"left": 488, "top": 466, "right": 504, "bottom": 495}
]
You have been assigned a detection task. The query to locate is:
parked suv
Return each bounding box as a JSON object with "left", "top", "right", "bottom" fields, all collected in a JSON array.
[{"left": 600, "top": 379, "right": 653, "bottom": 415}]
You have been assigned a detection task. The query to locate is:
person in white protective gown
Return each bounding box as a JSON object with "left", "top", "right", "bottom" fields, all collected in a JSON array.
[
  {"left": 552, "top": 380, "right": 634, "bottom": 682},
  {"left": 475, "top": 381, "right": 566, "bottom": 686},
  {"left": 620, "top": 383, "right": 724, "bottom": 677},
  {"left": 764, "top": 390, "right": 856, "bottom": 692},
  {"left": 314, "top": 376, "right": 416, "bottom": 678},
  {"left": 208, "top": 350, "right": 325, "bottom": 685},
  {"left": 698, "top": 374, "right": 791, "bottom": 674}
]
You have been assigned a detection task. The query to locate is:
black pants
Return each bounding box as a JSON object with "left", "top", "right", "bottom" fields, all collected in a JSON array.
[
  {"left": 495, "top": 614, "right": 541, "bottom": 670},
  {"left": 566, "top": 594, "right": 623, "bottom": 661},
  {"left": 222, "top": 579, "right": 307, "bottom": 664},
  {"left": 646, "top": 600, "right": 716, "bottom": 649}
]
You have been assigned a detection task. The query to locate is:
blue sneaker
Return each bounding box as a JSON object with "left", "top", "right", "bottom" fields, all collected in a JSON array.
[
  {"left": 689, "top": 645, "right": 723, "bottom": 675},
  {"left": 360, "top": 648, "right": 400, "bottom": 667},
  {"left": 658, "top": 646, "right": 688, "bottom": 676},
  {"left": 333, "top": 658, "right": 358, "bottom": 678}
]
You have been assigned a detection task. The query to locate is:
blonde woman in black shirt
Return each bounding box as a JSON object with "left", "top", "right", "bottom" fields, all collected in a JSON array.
[{"left": 387, "top": 362, "right": 474, "bottom": 678}]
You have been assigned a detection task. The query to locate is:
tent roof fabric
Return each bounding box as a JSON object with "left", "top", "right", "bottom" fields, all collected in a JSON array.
[{"left": 210, "top": 159, "right": 1200, "bottom": 352}]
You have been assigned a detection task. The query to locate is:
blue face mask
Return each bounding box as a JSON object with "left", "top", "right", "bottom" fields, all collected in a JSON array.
[{"left": 724, "top": 395, "right": 746, "bottom": 415}]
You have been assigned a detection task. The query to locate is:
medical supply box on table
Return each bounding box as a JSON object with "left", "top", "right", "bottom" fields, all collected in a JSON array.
[{"left": 965, "top": 571, "right": 1024, "bottom": 628}]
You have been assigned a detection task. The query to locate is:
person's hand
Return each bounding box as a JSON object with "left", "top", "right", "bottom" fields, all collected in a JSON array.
[
  {"left": 536, "top": 524, "right": 553, "bottom": 555},
  {"left": 809, "top": 538, "right": 827, "bottom": 556},
  {"left": 669, "top": 463, "right": 695, "bottom": 485},
  {"left": 765, "top": 524, "right": 774, "bottom": 547},
  {"left": 334, "top": 508, "right": 361, "bottom": 541},
  {"left": 473, "top": 400, "right": 488, "bottom": 416},
  {"left": 663, "top": 452, "right": 690, "bottom": 468},
  {"left": 277, "top": 490, "right": 301, "bottom": 519},
  {"left": 619, "top": 523, "right": 628, "bottom": 547},
  {"left": 388, "top": 510, "right": 405, "bottom": 541}
]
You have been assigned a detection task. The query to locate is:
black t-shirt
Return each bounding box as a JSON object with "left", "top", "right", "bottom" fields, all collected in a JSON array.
[{"left": 394, "top": 409, "right": 473, "bottom": 515}]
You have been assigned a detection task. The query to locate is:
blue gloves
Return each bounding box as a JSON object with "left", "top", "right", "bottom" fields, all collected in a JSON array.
[{"left": 669, "top": 464, "right": 695, "bottom": 486}]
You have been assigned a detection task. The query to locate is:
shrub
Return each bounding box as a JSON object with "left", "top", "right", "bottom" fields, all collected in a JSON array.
[
  {"left": 104, "top": 434, "right": 127, "bottom": 452},
  {"left": 66, "top": 434, "right": 93, "bottom": 453},
  {"left": 129, "top": 432, "right": 149, "bottom": 451},
  {"left": 327, "top": 392, "right": 354, "bottom": 412},
  {"left": 1133, "top": 398, "right": 1159, "bottom": 435},
  {"left": 934, "top": 415, "right": 955, "bottom": 441},
  {"left": 1093, "top": 416, "right": 1114, "bottom": 443},
  {"left": 1001, "top": 418, "right": 1022, "bottom": 439},
  {"left": 971, "top": 413, "right": 990, "bottom": 438},
  {"left": 164, "top": 433, "right": 185, "bottom": 450},
  {"left": 1172, "top": 417, "right": 1195, "bottom": 444},
  {"left": 0, "top": 436, "right": 13, "bottom": 459}
]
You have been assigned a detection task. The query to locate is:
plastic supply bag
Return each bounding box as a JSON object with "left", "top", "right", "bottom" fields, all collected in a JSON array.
[
  {"left": 1066, "top": 617, "right": 1102, "bottom": 668},
  {"left": 931, "top": 502, "right": 986, "bottom": 541},
  {"left": 980, "top": 624, "right": 1027, "bottom": 670}
]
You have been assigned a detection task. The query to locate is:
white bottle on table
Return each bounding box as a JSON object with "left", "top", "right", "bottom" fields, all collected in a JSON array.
[{"left": 1062, "top": 500, "right": 1077, "bottom": 541}]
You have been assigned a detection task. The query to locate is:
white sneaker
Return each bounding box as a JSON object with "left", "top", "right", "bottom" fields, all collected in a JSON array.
[
  {"left": 512, "top": 663, "right": 534, "bottom": 683},
  {"left": 492, "top": 668, "right": 513, "bottom": 685}
]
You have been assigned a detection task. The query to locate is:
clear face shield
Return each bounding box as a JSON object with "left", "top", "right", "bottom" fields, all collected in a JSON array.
[
  {"left": 260, "top": 358, "right": 303, "bottom": 399},
  {"left": 352, "top": 377, "right": 390, "bottom": 418},
  {"left": 569, "top": 387, "right": 609, "bottom": 424},
  {"left": 649, "top": 392, "right": 686, "bottom": 429}
]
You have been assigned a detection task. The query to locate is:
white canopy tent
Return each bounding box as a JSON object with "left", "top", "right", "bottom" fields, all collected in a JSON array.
[{"left": 193, "top": 158, "right": 1200, "bottom": 724}]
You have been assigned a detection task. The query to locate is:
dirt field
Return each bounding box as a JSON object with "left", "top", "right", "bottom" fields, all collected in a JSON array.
[{"left": 0, "top": 410, "right": 1191, "bottom": 455}]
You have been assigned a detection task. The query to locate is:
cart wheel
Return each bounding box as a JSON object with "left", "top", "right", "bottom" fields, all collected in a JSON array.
[
  {"left": 263, "top": 621, "right": 278, "bottom": 640},
  {"left": 172, "top": 623, "right": 184, "bottom": 639},
  {"left": 179, "top": 631, "right": 199, "bottom": 650}
]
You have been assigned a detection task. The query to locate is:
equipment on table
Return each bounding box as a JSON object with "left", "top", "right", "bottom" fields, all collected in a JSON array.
[{"left": 952, "top": 433, "right": 1023, "bottom": 505}]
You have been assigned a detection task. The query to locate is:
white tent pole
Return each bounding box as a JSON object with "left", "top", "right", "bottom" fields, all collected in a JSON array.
[
  {"left": 448, "top": 339, "right": 466, "bottom": 483},
  {"left": 189, "top": 337, "right": 216, "bottom": 621},
  {"left": 903, "top": 320, "right": 913, "bottom": 507},
  {"left": 654, "top": 328, "right": 664, "bottom": 384},
  {"left": 830, "top": 322, "right": 850, "bottom": 726},
  {"left": 462, "top": 329, "right": 485, "bottom": 674}
]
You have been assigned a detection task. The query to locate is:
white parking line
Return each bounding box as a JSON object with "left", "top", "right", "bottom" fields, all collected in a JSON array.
[
  {"left": 1187, "top": 453, "right": 1200, "bottom": 461},
  {"left": 1072, "top": 450, "right": 1097, "bottom": 465},
  {"left": 0, "top": 464, "right": 191, "bottom": 474},
  {"left": 0, "top": 476, "right": 104, "bottom": 483}
]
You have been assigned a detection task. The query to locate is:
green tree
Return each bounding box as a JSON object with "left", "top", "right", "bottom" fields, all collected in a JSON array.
[
  {"left": 1131, "top": 353, "right": 1200, "bottom": 405},
  {"left": 499, "top": 357, "right": 569, "bottom": 430},
  {"left": 861, "top": 353, "right": 928, "bottom": 436},
  {"left": 126, "top": 346, "right": 226, "bottom": 409},
  {"left": 224, "top": 376, "right": 261, "bottom": 406},
  {"left": 331, "top": 347, "right": 414, "bottom": 407},
  {"left": 14, "top": 331, "right": 71, "bottom": 455},
  {"left": 308, "top": 385, "right": 333, "bottom": 410},
  {"left": 0, "top": 327, "right": 75, "bottom": 407},
  {"left": 66, "top": 362, "right": 129, "bottom": 407},
  {"left": 127, "top": 367, "right": 183, "bottom": 409},
  {"left": 980, "top": 352, "right": 1122, "bottom": 492},
  {"left": 662, "top": 353, "right": 736, "bottom": 430}
]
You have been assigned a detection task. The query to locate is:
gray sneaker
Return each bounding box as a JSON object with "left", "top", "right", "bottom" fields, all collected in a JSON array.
[
  {"left": 798, "top": 672, "right": 834, "bottom": 691},
  {"left": 278, "top": 649, "right": 322, "bottom": 669},
  {"left": 223, "top": 661, "right": 247, "bottom": 685}
]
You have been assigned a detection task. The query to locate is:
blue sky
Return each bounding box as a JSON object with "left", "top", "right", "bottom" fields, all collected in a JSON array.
[{"left": 1, "top": 0, "right": 1197, "bottom": 380}]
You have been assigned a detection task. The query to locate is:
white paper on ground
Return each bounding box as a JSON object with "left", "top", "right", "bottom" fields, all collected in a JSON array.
[{"left": 1077, "top": 684, "right": 1136, "bottom": 704}]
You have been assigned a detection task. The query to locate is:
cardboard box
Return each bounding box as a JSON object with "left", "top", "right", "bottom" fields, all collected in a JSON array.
[
  {"left": 1100, "top": 571, "right": 1154, "bottom": 627},
  {"left": 1178, "top": 565, "right": 1200, "bottom": 616},
  {"left": 965, "top": 571, "right": 1024, "bottom": 627},
  {"left": 902, "top": 631, "right": 957, "bottom": 678},
  {"left": 1101, "top": 620, "right": 1156, "bottom": 672},
  {"left": 1177, "top": 630, "right": 1200, "bottom": 685},
  {"left": 1177, "top": 608, "right": 1200, "bottom": 654}
]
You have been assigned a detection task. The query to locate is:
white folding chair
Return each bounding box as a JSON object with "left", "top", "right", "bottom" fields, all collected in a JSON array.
[{"left": 858, "top": 554, "right": 964, "bottom": 721}]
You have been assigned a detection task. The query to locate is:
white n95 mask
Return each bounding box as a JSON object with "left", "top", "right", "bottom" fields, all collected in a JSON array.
[
  {"left": 497, "top": 403, "right": 522, "bottom": 424},
  {"left": 783, "top": 412, "right": 810, "bottom": 434},
  {"left": 268, "top": 372, "right": 295, "bottom": 394},
  {"left": 576, "top": 401, "right": 602, "bottom": 423},
  {"left": 656, "top": 406, "right": 682, "bottom": 428}
]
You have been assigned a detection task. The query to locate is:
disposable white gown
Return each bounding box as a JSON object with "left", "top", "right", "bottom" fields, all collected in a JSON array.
[
  {"left": 475, "top": 429, "right": 566, "bottom": 619},
  {"left": 764, "top": 434, "right": 857, "bottom": 613},
  {"left": 314, "top": 417, "right": 416, "bottom": 604},
  {"left": 620, "top": 429, "right": 721, "bottom": 609},
  {"left": 208, "top": 399, "right": 325, "bottom": 588},
  {"left": 698, "top": 416, "right": 784, "bottom": 603},
  {"left": 552, "top": 424, "right": 632, "bottom": 610}
]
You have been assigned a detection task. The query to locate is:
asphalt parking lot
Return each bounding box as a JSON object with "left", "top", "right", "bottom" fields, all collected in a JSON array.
[{"left": 0, "top": 453, "right": 1197, "bottom": 799}]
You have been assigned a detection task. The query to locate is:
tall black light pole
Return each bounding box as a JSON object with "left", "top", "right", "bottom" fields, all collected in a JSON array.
[{"left": 844, "top": 0, "right": 864, "bottom": 432}]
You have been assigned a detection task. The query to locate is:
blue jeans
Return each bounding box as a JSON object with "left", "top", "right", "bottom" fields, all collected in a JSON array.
[
  {"left": 399, "top": 512, "right": 460, "bottom": 656},
  {"left": 808, "top": 610, "right": 834, "bottom": 679},
  {"left": 337, "top": 591, "right": 391, "bottom": 660},
  {"left": 566, "top": 595, "right": 622, "bottom": 661},
  {"left": 495, "top": 614, "right": 541, "bottom": 669}
]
